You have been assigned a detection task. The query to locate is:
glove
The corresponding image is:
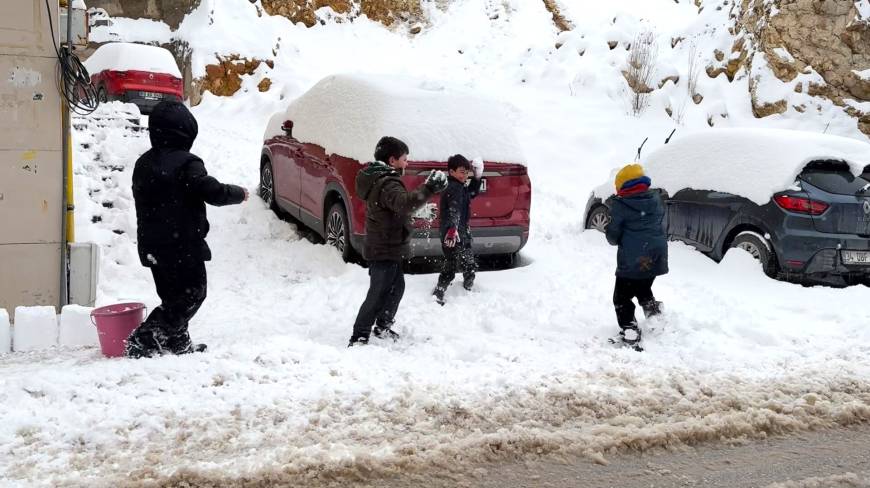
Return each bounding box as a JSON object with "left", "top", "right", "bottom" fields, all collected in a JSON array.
[
  {"left": 444, "top": 227, "right": 460, "bottom": 248},
  {"left": 424, "top": 169, "right": 448, "bottom": 193},
  {"left": 471, "top": 157, "right": 484, "bottom": 179}
]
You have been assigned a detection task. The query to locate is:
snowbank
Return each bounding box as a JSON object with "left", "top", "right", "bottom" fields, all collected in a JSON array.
[
  {"left": 84, "top": 42, "right": 182, "bottom": 78},
  {"left": 853, "top": 68, "right": 870, "bottom": 81},
  {"left": 644, "top": 128, "right": 870, "bottom": 204},
  {"left": 265, "top": 74, "right": 525, "bottom": 164},
  {"left": 0, "top": 309, "right": 9, "bottom": 354}
]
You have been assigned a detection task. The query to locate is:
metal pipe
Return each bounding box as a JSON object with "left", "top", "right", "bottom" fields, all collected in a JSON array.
[{"left": 60, "top": 0, "right": 72, "bottom": 309}]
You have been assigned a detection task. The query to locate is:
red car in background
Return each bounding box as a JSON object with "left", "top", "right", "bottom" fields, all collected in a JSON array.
[
  {"left": 259, "top": 74, "right": 532, "bottom": 262},
  {"left": 84, "top": 42, "right": 183, "bottom": 114}
]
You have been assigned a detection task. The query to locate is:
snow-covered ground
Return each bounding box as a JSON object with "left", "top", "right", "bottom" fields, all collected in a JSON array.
[{"left": 2, "top": 1, "right": 870, "bottom": 486}]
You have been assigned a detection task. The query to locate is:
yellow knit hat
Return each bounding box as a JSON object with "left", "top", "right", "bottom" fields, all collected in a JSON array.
[{"left": 614, "top": 163, "right": 646, "bottom": 191}]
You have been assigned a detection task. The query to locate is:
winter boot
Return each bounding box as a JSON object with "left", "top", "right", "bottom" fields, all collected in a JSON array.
[
  {"left": 433, "top": 287, "right": 446, "bottom": 306},
  {"left": 373, "top": 322, "right": 400, "bottom": 342},
  {"left": 640, "top": 300, "right": 664, "bottom": 319},
  {"left": 462, "top": 274, "right": 475, "bottom": 291},
  {"left": 164, "top": 330, "right": 207, "bottom": 355},
  {"left": 348, "top": 336, "right": 369, "bottom": 347},
  {"left": 609, "top": 324, "right": 643, "bottom": 352},
  {"left": 124, "top": 325, "right": 162, "bottom": 359}
]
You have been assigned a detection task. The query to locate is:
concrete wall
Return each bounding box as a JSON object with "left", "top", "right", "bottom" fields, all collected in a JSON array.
[{"left": 86, "top": 0, "right": 200, "bottom": 29}]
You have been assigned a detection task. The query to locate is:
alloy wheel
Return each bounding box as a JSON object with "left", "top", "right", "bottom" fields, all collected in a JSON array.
[
  {"left": 260, "top": 165, "right": 274, "bottom": 205},
  {"left": 589, "top": 209, "right": 611, "bottom": 232},
  {"left": 737, "top": 241, "right": 761, "bottom": 259},
  {"left": 326, "top": 210, "right": 346, "bottom": 253}
]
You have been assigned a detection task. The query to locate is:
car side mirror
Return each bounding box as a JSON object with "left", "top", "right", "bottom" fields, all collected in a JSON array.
[{"left": 281, "top": 120, "right": 293, "bottom": 137}]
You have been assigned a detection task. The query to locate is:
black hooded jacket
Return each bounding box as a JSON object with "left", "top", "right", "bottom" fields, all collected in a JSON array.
[{"left": 132, "top": 101, "right": 246, "bottom": 267}]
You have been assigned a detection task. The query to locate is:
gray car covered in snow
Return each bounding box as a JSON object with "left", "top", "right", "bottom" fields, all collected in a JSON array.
[{"left": 584, "top": 128, "right": 870, "bottom": 286}]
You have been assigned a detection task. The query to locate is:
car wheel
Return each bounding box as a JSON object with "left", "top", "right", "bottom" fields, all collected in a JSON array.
[
  {"left": 326, "top": 202, "right": 354, "bottom": 262},
  {"left": 98, "top": 87, "right": 108, "bottom": 103},
  {"left": 731, "top": 232, "right": 777, "bottom": 278},
  {"left": 586, "top": 205, "right": 611, "bottom": 233},
  {"left": 259, "top": 160, "right": 278, "bottom": 212}
]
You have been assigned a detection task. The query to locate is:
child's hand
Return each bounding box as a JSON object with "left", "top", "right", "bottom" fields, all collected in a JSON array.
[{"left": 444, "top": 227, "right": 459, "bottom": 248}]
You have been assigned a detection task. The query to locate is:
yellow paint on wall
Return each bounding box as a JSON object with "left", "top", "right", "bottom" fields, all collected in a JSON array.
[{"left": 22, "top": 150, "right": 37, "bottom": 161}]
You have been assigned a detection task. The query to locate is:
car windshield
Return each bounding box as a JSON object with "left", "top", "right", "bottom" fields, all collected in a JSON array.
[{"left": 799, "top": 160, "right": 870, "bottom": 195}]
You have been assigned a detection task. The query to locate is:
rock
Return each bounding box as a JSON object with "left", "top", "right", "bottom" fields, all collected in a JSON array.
[
  {"left": 608, "top": 41, "right": 619, "bottom": 50},
  {"left": 658, "top": 75, "right": 680, "bottom": 89},
  {"left": 258, "top": 77, "right": 272, "bottom": 92},
  {"left": 693, "top": 93, "right": 704, "bottom": 104}
]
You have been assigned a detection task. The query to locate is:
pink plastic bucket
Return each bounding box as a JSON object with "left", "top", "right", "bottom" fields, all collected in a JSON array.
[{"left": 90, "top": 302, "right": 147, "bottom": 358}]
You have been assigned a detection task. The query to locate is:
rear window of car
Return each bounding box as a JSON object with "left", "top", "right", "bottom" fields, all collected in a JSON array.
[{"left": 799, "top": 160, "right": 870, "bottom": 195}]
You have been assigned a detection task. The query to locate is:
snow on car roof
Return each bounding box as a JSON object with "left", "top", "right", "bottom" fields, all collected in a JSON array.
[
  {"left": 643, "top": 128, "right": 870, "bottom": 205},
  {"left": 84, "top": 42, "right": 182, "bottom": 78},
  {"left": 264, "top": 74, "right": 525, "bottom": 165}
]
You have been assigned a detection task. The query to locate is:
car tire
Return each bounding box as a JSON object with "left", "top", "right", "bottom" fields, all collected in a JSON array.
[
  {"left": 326, "top": 202, "right": 354, "bottom": 262},
  {"left": 586, "top": 205, "right": 611, "bottom": 233},
  {"left": 259, "top": 159, "right": 278, "bottom": 212},
  {"left": 731, "top": 232, "right": 777, "bottom": 278}
]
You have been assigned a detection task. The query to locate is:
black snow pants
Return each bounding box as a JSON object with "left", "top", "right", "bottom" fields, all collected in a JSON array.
[
  {"left": 351, "top": 260, "right": 405, "bottom": 341},
  {"left": 126, "top": 260, "right": 207, "bottom": 356},
  {"left": 436, "top": 238, "right": 476, "bottom": 292},
  {"left": 613, "top": 277, "right": 656, "bottom": 328}
]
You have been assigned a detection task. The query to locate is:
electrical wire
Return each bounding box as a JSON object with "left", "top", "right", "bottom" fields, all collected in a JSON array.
[{"left": 45, "top": 0, "right": 100, "bottom": 115}]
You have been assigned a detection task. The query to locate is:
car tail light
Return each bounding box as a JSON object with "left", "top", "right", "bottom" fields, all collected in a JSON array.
[
  {"left": 774, "top": 195, "right": 829, "bottom": 215},
  {"left": 171, "top": 78, "right": 182, "bottom": 86}
]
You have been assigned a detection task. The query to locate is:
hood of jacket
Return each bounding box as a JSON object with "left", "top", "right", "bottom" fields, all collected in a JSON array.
[
  {"left": 615, "top": 190, "right": 661, "bottom": 214},
  {"left": 148, "top": 100, "right": 198, "bottom": 151},
  {"left": 356, "top": 161, "right": 400, "bottom": 200}
]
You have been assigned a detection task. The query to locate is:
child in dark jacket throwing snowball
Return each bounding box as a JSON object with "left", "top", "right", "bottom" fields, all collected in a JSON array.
[
  {"left": 433, "top": 154, "right": 484, "bottom": 305},
  {"left": 605, "top": 163, "right": 668, "bottom": 351}
]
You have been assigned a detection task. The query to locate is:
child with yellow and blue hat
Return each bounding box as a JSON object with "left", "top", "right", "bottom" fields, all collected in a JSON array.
[{"left": 605, "top": 163, "right": 668, "bottom": 351}]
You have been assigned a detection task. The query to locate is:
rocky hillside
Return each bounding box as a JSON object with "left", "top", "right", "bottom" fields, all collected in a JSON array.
[{"left": 84, "top": 0, "right": 870, "bottom": 136}]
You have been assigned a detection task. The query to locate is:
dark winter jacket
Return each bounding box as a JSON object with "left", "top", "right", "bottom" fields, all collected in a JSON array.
[
  {"left": 439, "top": 176, "right": 482, "bottom": 238},
  {"left": 605, "top": 190, "right": 669, "bottom": 279},
  {"left": 355, "top": 161, "right": 433, "bottom": 261},
  {"left": 132, "top": 101, "right": 246, "bottom": 267}
]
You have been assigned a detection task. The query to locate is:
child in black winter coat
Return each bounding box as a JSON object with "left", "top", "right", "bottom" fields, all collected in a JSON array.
[
  {"left": 433, "top": 154, "right": 484, "bottom": 305},
  {"left": 126, "top": 101, "right": 248, "bottom": 359}
]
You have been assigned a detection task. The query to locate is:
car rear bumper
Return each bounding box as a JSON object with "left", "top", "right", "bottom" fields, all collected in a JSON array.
[
  {"left": 409, "top": 226, "right": 528, "bottom": 257},
  {"left": 778, "top": 232, "right": 870, "bottom": 285}
]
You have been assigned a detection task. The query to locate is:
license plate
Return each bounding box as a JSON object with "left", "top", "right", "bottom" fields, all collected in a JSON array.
[
  {"left": 479, "top": 178, "right": 487, "bottom": 192},
  {"left": 842, "top": 250, "right": 870, "bottom": 265},
  {"left": 140, "top": 91, "right": 163, "bottom": 100}
]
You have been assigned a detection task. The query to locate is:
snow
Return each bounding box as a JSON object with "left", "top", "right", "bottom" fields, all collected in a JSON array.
[
  {"left": 58, "top": 306, "right": 98, "bottom": 348},
  {"left": 853, "top": 68, "right": 870, "bottom": 81},
  {"left": 4, "top": 0, "right": 870, "bottom": 484},
  {"left": 266, "top": 74, "right": 526, "bottom": 164},
  {"left": 644, "top": 128, "right": 870, "bottom": 205},
  {"left": 71, "top": 0, "right": 86, "bottom": 9},
  {"left": 0, "top": 309, "right": 9, "bottom": 354},
  {"left": 11, "top": 306, "right": 57, "bottom": 352},
  {"left": 857, "top": 0, "right": 870, "bottom": 20},
  {"left": 83, "top": 42, "right": 181, "bottom": 78}
]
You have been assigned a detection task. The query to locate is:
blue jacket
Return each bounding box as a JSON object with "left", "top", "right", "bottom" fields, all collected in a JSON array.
[{"left": 605, "top": 190, "right": 669, "bottom": 279}]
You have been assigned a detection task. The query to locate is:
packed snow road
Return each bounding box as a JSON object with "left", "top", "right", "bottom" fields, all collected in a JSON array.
[{"left": 2, "top": 91, "right": 870, "bottom": 486}]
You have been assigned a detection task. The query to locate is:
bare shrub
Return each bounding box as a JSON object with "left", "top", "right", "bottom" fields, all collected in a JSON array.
[
  {"left": 623, "top": 31, "right": 658, "bottom": 116},
  {"left": 687, "top": 42, "right": 702, "bottom": 99}
]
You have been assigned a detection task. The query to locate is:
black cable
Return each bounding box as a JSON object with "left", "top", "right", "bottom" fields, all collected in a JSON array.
[{"left": 45, "top": 0, "right": 100, "bottom": 115}]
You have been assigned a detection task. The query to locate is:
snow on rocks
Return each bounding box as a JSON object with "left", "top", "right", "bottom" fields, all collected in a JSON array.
[
  {"left": 59, "top": 306, "right": 99, "bottom": 348},
  {"left": 0, "top": 309, "right": 10, "bottom": 354},
  {"left": 11, "top": 306, "right": 58, "bottom": 352}
]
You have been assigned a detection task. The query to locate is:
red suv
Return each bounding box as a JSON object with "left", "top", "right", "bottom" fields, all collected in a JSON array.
[
  {"left": 259, "top": 75, "right": 532, "bottom": 262},
  {"left": 85, "top": 42, "right": 183, "bottom": 114}
]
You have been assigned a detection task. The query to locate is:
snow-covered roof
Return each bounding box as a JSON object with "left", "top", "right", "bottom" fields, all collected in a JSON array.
[
  {"left": 642, "top": 128, "right": 870, "bottom": 205},
  {"left": 83, "top": 42, "right": 182, "bottom": 78},
  {"left": 264, "top": 74, "right": 525, "bottom": 164}
]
